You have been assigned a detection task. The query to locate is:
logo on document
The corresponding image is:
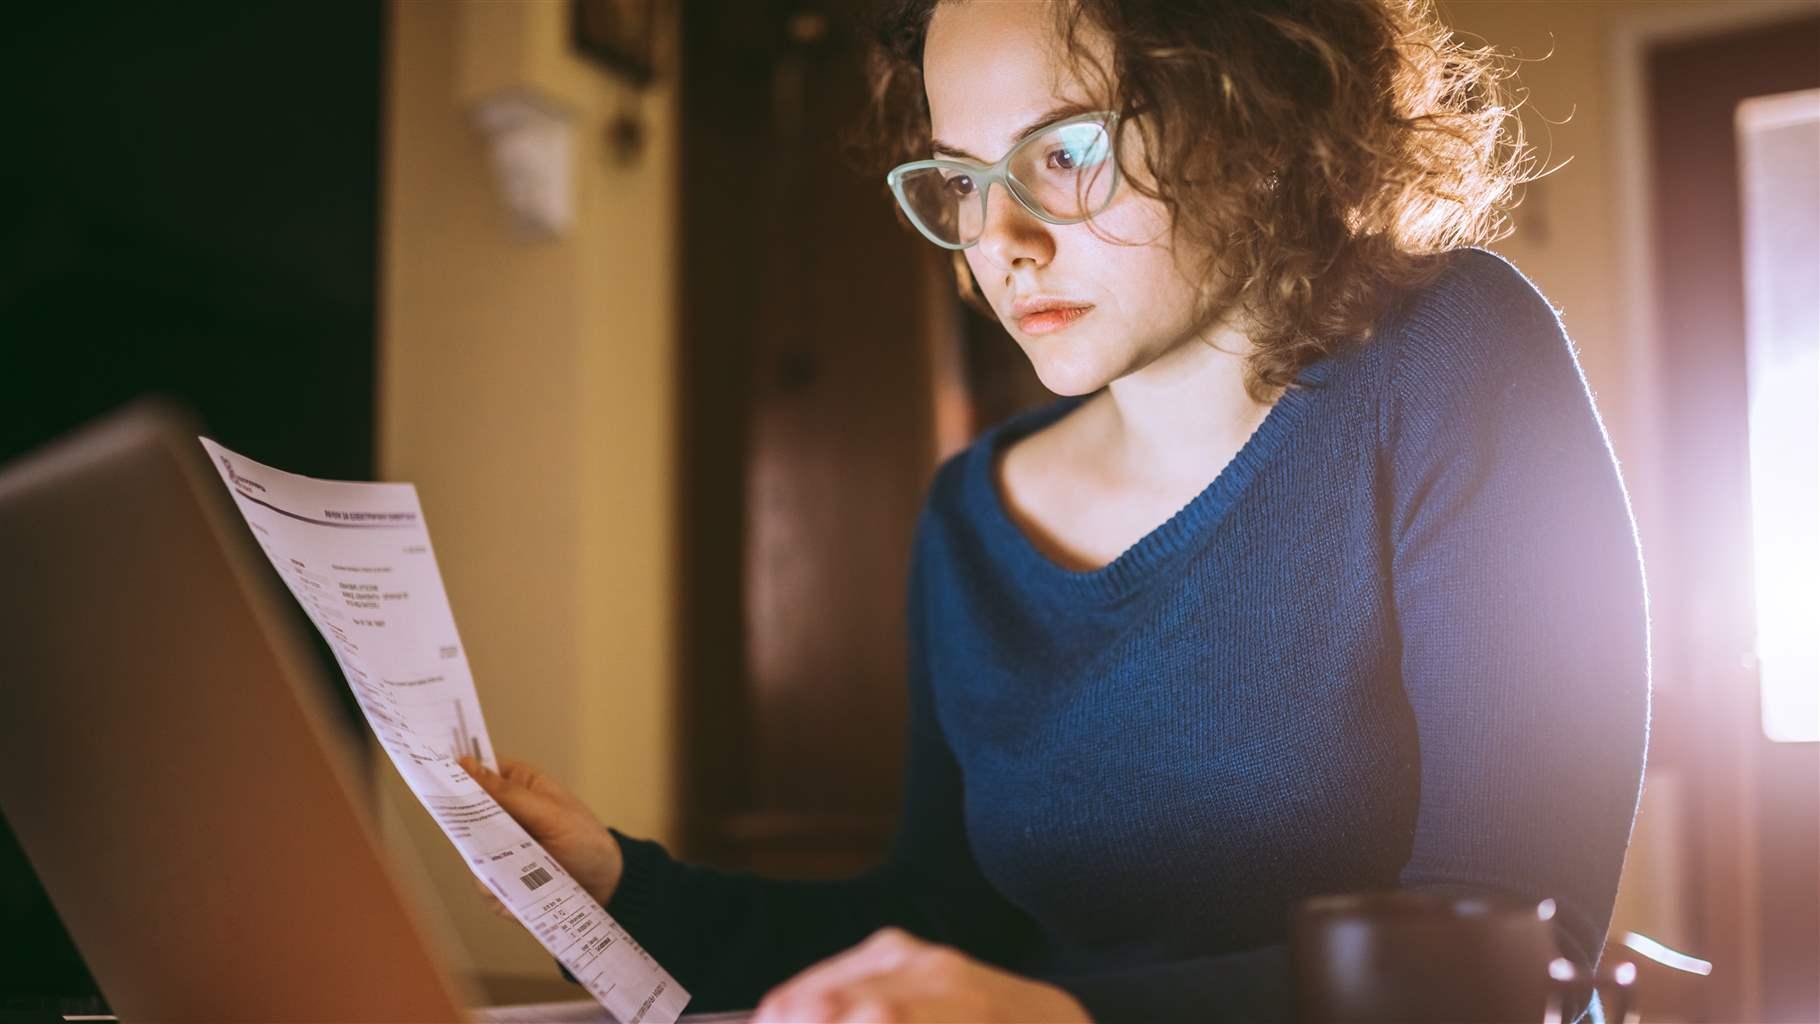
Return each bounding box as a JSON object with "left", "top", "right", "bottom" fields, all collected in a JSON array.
[{"left": 219, "top": 456, "right": 267, "bottom": 494}]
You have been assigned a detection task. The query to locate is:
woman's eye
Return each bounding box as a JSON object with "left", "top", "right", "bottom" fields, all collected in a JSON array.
[
  {"left": 943, "top": 174, "right": 976, "bottom": 197},
  {"left": 1047, "top": 148, "right": 1078, "bottom": 172}
]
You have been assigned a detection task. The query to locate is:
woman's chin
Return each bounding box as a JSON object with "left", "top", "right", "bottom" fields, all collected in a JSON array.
[{"left": 1025, "top": 352, "right": 1117, "bottom": 397}]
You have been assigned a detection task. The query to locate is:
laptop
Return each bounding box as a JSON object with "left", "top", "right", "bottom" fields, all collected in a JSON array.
[{"left": 0, "top": 402, "right": 742, "bottom": 1023}]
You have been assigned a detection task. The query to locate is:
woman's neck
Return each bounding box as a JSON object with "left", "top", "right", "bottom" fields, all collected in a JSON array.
[{"left": 1096, "top": 318, "right": 1275, "bottom": 490}]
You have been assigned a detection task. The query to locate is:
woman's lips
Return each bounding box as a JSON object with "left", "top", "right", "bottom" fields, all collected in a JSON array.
[{"left": 1016, "top": 305, "right": 1094, "bottom": 334}]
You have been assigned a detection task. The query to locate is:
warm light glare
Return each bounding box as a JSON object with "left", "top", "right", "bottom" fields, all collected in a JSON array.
[
  {"left": 1736, "top": 89, "right": 1820, "bottom": 743},
  {"left": 1621, "top": 931, "right": 1715, "bottom": 976}
]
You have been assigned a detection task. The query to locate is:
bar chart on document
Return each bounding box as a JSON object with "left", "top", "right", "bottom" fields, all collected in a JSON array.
[{"left": 196, "top": 438, "right": 690, "bottom": 1024}]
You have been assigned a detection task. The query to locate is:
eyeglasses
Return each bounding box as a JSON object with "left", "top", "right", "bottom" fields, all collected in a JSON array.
[{"left": 885, "top": 110, "right": 1122, "bottom": 251}]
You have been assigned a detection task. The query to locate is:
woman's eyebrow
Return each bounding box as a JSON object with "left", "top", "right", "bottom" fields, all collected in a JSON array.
[{"left": 930, "top": 102, "right": 1092, "bottom": 162}]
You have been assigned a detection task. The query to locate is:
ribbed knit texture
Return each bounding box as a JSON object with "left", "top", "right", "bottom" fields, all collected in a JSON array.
[{"left": 601, "top": 248, "right": 1650, "bottom": 1022}]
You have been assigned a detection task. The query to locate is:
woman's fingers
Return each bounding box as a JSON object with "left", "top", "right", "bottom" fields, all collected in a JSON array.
[
  {"left": 754, "top": 929, "right": 922, "bottom": 1023},
  {"left": 459, "top": 756, "right": 572, "bottom": 835},
  {"left": 499, "top": 757, "right": 592, "bottom": 813},
  {"left": 464, "top": 756, "right": 590, "bottom": 818},
  {"left": 496, "top": 757, "right": 541, "bottom": 785},
  {"left": 456, "top": 754, "right": 621, "bottom": 905},
  {"left": 467, "top": 873, "right": 516, "bottom": 921}
]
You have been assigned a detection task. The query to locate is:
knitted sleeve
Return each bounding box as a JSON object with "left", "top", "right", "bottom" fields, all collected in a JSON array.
[{"left": 1382, "top": 249, "right": 1651, "bottom": 965}]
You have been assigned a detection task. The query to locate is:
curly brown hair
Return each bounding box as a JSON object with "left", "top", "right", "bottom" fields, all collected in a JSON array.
[{"left": 852, "top": 0, "right": 1542, "bottom": 401}]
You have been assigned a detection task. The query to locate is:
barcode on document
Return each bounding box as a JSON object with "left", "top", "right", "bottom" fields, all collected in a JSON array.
[{"left": 520, "top": 866, "right": 554, "bottom": 891}]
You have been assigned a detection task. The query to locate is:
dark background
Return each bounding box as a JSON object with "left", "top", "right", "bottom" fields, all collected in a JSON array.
[{"left": 0, "top": 1, "right": 384, "bottom": 1002}]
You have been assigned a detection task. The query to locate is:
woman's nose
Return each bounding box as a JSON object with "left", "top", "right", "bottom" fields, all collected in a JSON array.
[{"left": 974, "top": 183, "right": 1055, "bottom": 271}]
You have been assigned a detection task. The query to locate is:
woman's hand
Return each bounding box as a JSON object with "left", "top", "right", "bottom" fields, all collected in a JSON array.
[
  {"left": 752, "top": 927, "right": 1092, "bottom": 1024},
  {"left": 458, "top": 756, "right": 624, "bottom": 907}
]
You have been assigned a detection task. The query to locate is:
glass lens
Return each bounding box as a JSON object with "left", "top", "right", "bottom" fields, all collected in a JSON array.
[
  {"left": 1008, "top": 119, "right": 1116, "bottom": 221},
  {"left": 894, "top": 165, "right": 979, "bottom": 247}
]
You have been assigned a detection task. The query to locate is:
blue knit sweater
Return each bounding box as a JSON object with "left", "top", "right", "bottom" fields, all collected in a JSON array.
[{"left": 603, "top": 248, "right": 1651, "bottom": 1021}]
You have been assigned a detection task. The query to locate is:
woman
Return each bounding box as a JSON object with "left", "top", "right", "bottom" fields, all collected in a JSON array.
[{"left": 463, "top": 1, "right": 1650, "bottom": 1020}]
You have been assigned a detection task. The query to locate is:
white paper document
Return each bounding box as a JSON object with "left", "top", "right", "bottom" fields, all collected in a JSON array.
[{"left": 198, "top": 438, "right": 690, "bottom": 1024}]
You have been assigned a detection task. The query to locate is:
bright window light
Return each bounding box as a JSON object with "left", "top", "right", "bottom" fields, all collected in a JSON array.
[{"left": 1736, "top": 88, "right": 1820, "bottom": 743}]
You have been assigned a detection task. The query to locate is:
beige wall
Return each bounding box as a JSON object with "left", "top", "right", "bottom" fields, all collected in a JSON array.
[{"left": 377, "top": 0, "right": 680, "bottom": 978}]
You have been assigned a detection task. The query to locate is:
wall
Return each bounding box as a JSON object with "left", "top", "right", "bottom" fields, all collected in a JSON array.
[{"left": 377, "top": 0, "right": 680, "bottom": 979}]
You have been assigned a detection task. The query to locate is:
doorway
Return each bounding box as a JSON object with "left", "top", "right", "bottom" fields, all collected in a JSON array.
[{"left": 1643, "top": 14, "right": 1820, "bottom": 1023}]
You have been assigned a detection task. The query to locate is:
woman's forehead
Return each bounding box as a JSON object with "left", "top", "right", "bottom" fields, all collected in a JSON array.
[{"left": 923, "top": 1, "right": 1106, "bottom": 155}]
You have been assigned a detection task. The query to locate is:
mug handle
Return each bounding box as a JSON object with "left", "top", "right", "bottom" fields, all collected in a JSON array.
[{"left": 1547, "top": 956, "right": 1639, "bottom": 1024}]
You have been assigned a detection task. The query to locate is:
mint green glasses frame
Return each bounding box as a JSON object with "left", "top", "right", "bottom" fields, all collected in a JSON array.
[{"left": 885, "top": 110, "right": 1123, "bottom": 251}]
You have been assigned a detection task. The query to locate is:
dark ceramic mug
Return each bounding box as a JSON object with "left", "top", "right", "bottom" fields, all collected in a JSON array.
[{"left": 1290, "top": 890, "right": 1636, "bottom": 1023}]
